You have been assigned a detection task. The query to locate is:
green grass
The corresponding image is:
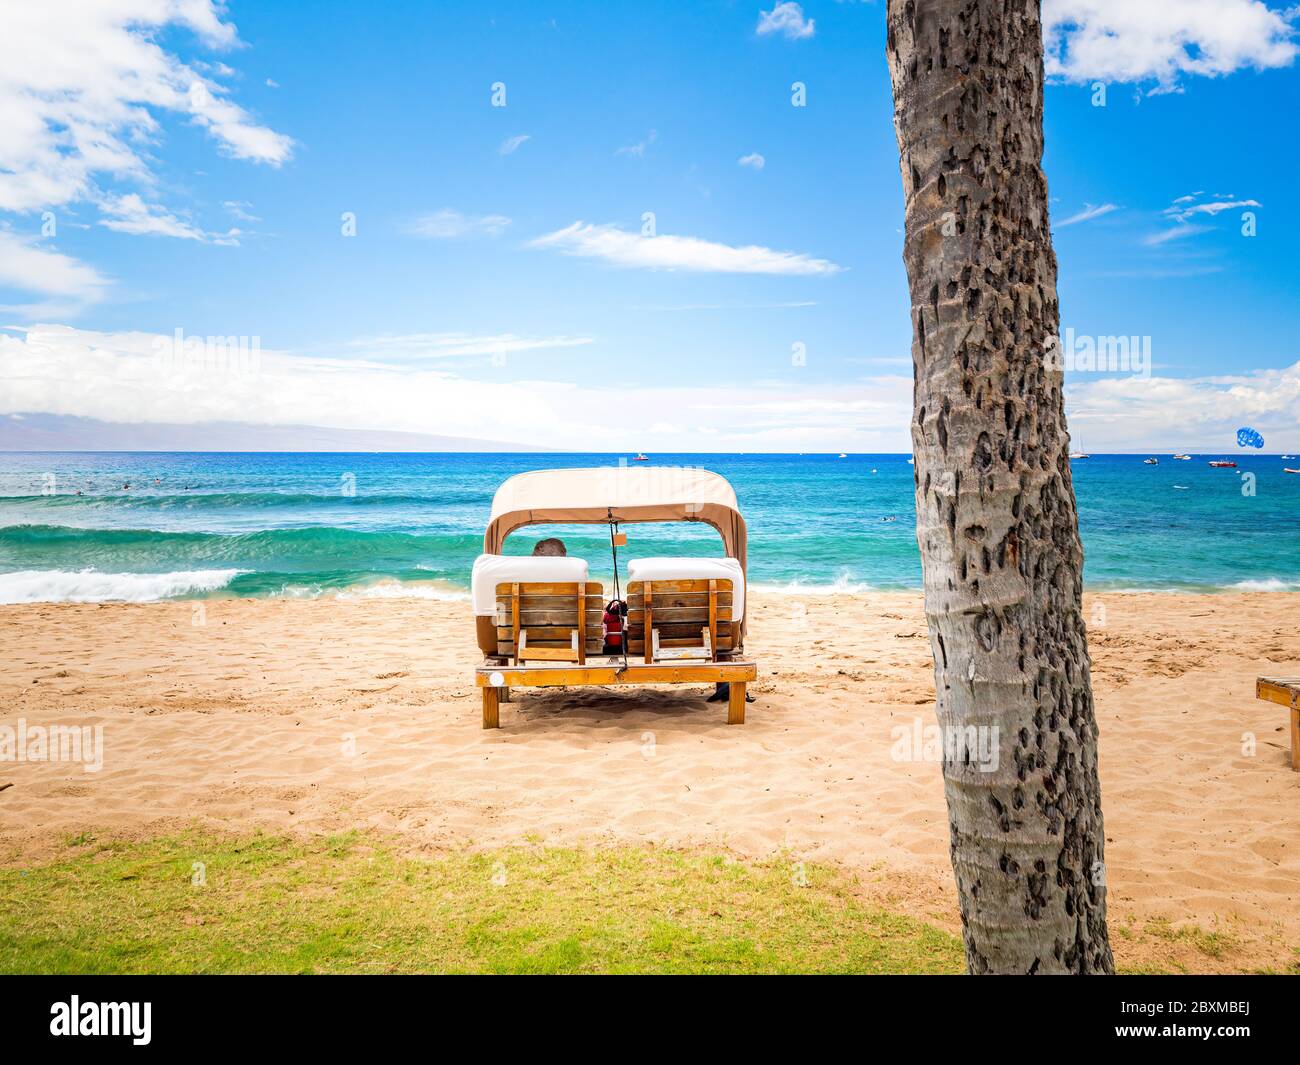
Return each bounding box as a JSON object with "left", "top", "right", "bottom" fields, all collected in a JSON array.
[
  {"left": 1141, "top": 918, "right": 1239, "bottom": 960},
  {"left": 1111, "top": 916, "right": 1294, "bottom": 974},
  {"left": 0, "top": 832, "right": 964, "bottom": 974}
]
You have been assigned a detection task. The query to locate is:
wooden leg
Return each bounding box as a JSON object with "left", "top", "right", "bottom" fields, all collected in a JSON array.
[
  {"left": 1291, "top": 706, "right": 1299, "bottom": 771},
  {"left": 482, "top": 686, "right": 500, "bottom": 729},
  {"left": 727, "top": 681, "right": 746, "bottom": 725},
  {"left": 500, "top": 687, "right": 511, "bottom": 703}
]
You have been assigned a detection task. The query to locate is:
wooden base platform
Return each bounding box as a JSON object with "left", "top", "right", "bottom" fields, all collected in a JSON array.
[
  {"left": 1255, "top": 676, "right": 1300, "bottom": 771},
  {"left": 475, "top": 658, "right": 757, "bottom": 729}
]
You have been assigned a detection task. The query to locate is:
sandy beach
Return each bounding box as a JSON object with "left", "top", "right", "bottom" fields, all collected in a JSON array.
[{"left": 2, "top": 591, "right": 1297, "bottom": 971}]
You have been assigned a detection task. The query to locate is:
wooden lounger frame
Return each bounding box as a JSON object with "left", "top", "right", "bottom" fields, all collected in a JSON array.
[
  {"left": 1255, "top": 676, "right": 1300, "bottom": 771},
  {"left": 480, "top": 576, "right": 751, "bottom": 729},
  {"left": 477, "top": 660, "right": 756, "bottom": 729}
]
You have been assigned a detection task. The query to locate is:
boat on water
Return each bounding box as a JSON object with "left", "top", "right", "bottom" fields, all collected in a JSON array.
[
  {"left": 1285, "top": 468, "right": 1300, "bottom": 474},
  {"left": 632, "top": 453, "right": 649, "bottom": 462},
  {"left": 838, "top": 453, "right": 848, "bottom": 459},
  {"left": 1143, "top": 457, "right": 1159, "bottom": 465},
  {"left": 1208, "top": 461, "right": 1237, "bottom": 468},
  {"left": 1069, "top": 451, "right": 1089, "bottom": 459},
  {"left": 1173, "top": 454, "right": 1191, "bottom": 460}
]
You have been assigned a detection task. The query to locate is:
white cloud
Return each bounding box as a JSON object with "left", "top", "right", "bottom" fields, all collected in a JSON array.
[
  {"left": 757, "top": 3, "right": 816, "bottom": 41},
  {"left": 0, "top": 230, "right": 110, "bottom": 312},
  {"left": 616, "top": 130, "right": 658, "bottom": 158},
  {"left": 0, "top": 0, "right": 292, "bottom": 213},
  {"left": 629, "top": 300, "right": 818, "bottom": 312},
  {"left": 6, "top": 324, "right": 1297, "bottom": 453},
  {"left": 1164, "top": 196, "right": 1261, "bottom": 222},
  {"left": 343, "top": 332, "right": 592, "bottom": 360},
  {"left": 1056, "top": 202, "right": 1119, "bottom": 227},
  {"left": 1142, "top": 223, "right": 1212, "bottom": 246},
  {"left": 98, "top": 193, "right": 240, "bottom": 244},
  {"left": 499, "top": 134, "right": 531, "bottom": 155},
  {"left": 529, "top": 222, "right": 842, "bottom": 276},
  {"left": 738, "top": 152, "right": 767, "bottom": 170},
  {"left": 1066, "top": 362, "right": 1300, "bottom": 451},
  {"left": 223, "top": 201, "right": 260, "bottom": 224},
  {"left": 1043, "top": 0, "right": 1299, "bottom": 90},
  {"left": 1139, "top": 192, "right": 1261, "bottom": 245},
  {"left": 185, "top": 79, "right": 291, "bottom": 165},
  {"left": 406, "top": 209, "right": 511, "bottom": 239},
  {"left": 0, "top": 323, "right": 913, "bottom": 451}
]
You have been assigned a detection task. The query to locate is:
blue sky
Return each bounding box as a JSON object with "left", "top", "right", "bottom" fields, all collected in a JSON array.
[{"left": 1, "top": 1, "right": 1298, "bottom": 451}]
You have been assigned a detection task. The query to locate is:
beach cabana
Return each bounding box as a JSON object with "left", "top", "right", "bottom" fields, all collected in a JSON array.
[{"left": 473, "top": 466, "right": 757, "bottom": 728}]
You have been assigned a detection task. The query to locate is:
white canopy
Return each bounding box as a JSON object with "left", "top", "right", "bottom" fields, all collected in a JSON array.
[{"left": 483, "top": 466, "right": 748, "bottom": 573}]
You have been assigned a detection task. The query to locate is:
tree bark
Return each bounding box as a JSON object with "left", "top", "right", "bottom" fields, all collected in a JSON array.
[{"left": 885, "top": 0, "right": 1113, "bottom": 973}]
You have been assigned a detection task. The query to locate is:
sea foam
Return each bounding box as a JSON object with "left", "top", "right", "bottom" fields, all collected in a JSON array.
[
  {"left": 0, "top": 568, "right": 244, "bottom": 604},
  {"left": 752, "top": 571, "right": 874, "bottom": 596},
  {"left": 1229, "top": 578, "right": 1300, "bottom": 592},
  {"left": 333, "top": 580, "right": 470, "bottom": 602}
]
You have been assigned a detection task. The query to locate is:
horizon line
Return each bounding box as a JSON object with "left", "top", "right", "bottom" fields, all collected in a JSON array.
[{"left": 1, "top": 450, "right": 1291, "bottom": 457}]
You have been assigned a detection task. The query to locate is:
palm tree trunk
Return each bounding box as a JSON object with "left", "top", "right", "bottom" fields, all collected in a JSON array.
[{"left": 885, "top": 0, "right": 1114, "bottom": 973}]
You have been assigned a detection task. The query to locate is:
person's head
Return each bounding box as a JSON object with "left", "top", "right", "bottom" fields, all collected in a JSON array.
[{"left": 532, "top": 537, "right": 567, "bottom": 557}]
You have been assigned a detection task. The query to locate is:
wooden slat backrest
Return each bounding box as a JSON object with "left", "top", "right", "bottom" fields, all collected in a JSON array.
[
  {"left": 577, "top": 580, "right": 586, "bottom": 665},
  {"left": 511, "top": 582, "right": 520, "bottom": 662},
  {"left": 707, "top": 579, "right": 717, "bottom": 662},
  {"left": 644, "top": 581, "right": 654, "bottom": 663},
  {"left": 627, "top": 578, "right": 732, "bottom": 663},
  {"left": 495, "top": 581, "right": 604, "bottom": 662}
]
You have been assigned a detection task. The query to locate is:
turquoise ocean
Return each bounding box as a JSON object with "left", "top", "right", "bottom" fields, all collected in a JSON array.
[{"left": 0, "top": 452, "right": 1297, "bottom": 603}]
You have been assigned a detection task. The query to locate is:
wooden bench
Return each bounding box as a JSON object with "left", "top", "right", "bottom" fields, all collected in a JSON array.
[{"left": 1255, "top": 677, "right": 1300, "bottom": 771}]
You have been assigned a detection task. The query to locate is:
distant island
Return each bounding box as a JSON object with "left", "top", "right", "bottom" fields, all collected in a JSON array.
[{"left": 0, "top": 414, "right": 543, "bottom": 453}]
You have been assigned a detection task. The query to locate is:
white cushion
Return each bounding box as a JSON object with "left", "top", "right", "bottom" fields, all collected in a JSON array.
[
  {"left": 626, "top": 556, "right": 744, "bottom": 618},
  {"left": 471, "top": 554, "right": 589, "bottom": 616}
]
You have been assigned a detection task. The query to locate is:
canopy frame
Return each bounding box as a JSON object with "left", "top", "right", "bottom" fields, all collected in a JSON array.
[{"left": 482, "top": 466, "right": 748, "bottom": 575}]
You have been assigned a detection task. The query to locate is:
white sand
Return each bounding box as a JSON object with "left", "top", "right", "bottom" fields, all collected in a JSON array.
[{"left": 1, "top": 591, "right": 1296, "bottom": 971}]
